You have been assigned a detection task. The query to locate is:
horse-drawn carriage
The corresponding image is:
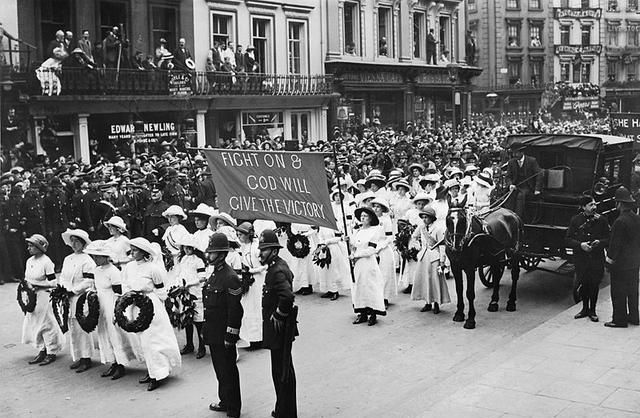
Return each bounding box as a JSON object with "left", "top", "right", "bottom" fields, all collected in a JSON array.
[
  {"left": 478, "top": 133, "right": 635, "bottom": 287},
  {"left": 444, "top": 133, "right": 635, "bottom": 329}
]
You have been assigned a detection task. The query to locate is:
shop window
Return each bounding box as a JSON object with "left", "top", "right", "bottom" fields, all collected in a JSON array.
[
  {"left": 560, "top": 25, "right": 570, "bottom": 45},
  {"left": 608, "top": 26, "right": 619, "bottom": 46},
  {"left": 608, "top": 59, "right": 618, "bottom": 81},
  {"left": 507, "top": 0, "right": 520, "bottom": 9},
  {"left": 99, "top": 1, "right": 128, "bottom": 43},
  {"left": 291, "top": 112, "right": 310, "bottom": 143},
  {"left": 413, "top": 12, "right": 424, "bottom": 58},
  {"left": 288, "top": 20, "right": 307, "bottom": 74},
  {"left": 242, "top": 112, "right": 284, "bottom": 143},
  {"left": 529, "top": 25, "right": 542, "bottom": 47},
  {"left": 343, "top": 1, "right": 360, "bottom": 55},
  {"left": 378, "top": 6, "right": 392, "bottom": 57},
  {"left": 508, "top": 60, "right": 522, "bottom": 85},
  {"left": 581, "top": 25, "right": 591, "bottom": 46},
  {"left": 529, "top": 0, "right": 541, "bottom": 9},
  {"left": 628, "top": 25, "right": 639, "bottom": 47},
  {"left": 507, "top": 24, "right": 520, "bottom": 47},
  {"left": 252, "top": 17, "right": 273, "bottom": 73},
  {"left": 151, "top": 5, "right": 177, "bottom": 53},
  {"left": 560, "top": 62, "right": 570, "bottom": 82},
  {"left": 211, "top": 12, "right": 234, "bottom": 48},
  {"left": 468, "top": 0, "right": 477, "bottom": 12},
  {"left": 609, "top": 0, "right": 619, "bottom": 11},
  {"left": 439, "top": 16, "right": 451, "bottom": 57}
]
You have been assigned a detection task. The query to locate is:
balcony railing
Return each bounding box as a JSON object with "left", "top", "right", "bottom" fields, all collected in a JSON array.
[{"left": 29, "top": 67, "right": 334, "bottom": 97}]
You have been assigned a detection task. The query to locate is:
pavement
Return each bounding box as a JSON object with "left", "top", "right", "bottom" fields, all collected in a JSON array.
[{"left": 1, "top": 262, "right": 639, "bottom": 417}]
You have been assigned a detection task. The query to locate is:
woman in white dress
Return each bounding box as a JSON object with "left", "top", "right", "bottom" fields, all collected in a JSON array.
[
  {"left": 122, "top": 237, "right": 181, "bottom": 391},
  {"left": 174, "top": 234, "right": 207, "bottom": 359},
  {"left": 371, "top": 198, "right": 397, "bottom": 307},
  {"left": 315, "top": 224, "right": 351, "bottom": 301},
  {"left": 161, "top": 205, "right": 189, "bottom": 284},
  {"left": 84, "top": 240, "right": 138, "bottom": 380},
  {"left": 349, "top": 206, "right": 386, "bottom": 326},
  {"left": 191, "top": 204, "right": 215, "bottom": 253},
  {"left": 400, "top": 193, "right": 432, "bottom": 293},
  {"left": 22, "top": 234, "right": 64, "bottom": 366},
  {"left": 104, "top": 216, "right": 131, "bottom": 269},
  {"left": 289, "top": 222, "right": 318, "bottom": 295},
  {"left": 411, "top": 207, "right": 450, "bottom": 314},
  {"left": 236, "top": 222, "right": 266, "bottom": 348},
  {"left": 59, "top": 229, "right": 96, "bottom": 373}
]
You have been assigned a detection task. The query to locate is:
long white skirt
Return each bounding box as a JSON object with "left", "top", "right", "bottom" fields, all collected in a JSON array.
[
  {"left": 351, "top": 255, "right": 386, "bottom": 315},
  {"left": 239, "top": 270, "right": 265, "bottom": 344},
  {"left": 317, "top": 242, "right": 351, "bottom": 293},
  {"left": 379, "top": 246, "right": 397, "bottom": 299},
  {"left": 96, "top": 290, "right": 140, "bottom": 365},
  {"left": 289, "top": 254, "right": 317, "bottom": 292},
  {"left": 21, "top": 288, "right": 65, "bottom": 354},
  {"left": 135, "top": 292, "right": 181, "bottom": 380},
  {"left": 399, "top": 258, "right": 418, "bottom": 289},
  {"left": 68, "top": 294, "right": 95, "bottom": 361}
]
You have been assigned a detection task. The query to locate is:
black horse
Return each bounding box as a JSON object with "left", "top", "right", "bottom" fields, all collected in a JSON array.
[{"left": 445, "top": 207, "right": 523, "bottom": 329}]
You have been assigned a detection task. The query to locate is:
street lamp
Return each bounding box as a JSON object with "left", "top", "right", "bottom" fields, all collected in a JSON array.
[
  {"left": 181, "top": 117, "right": 197, "bottom": 151},
  {"left": 447, "top": 62, "right": 461, "bottom": 135},
  {"left": 131, "top": 119, "right": 144, "bottom": 159}
]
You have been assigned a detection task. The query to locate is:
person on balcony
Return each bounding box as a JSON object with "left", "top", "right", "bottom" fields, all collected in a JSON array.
[
  {"left": 208, "top": 42, "right": 222, "bottom": 71},
  {"left": 64, "top": 31, "right": 75, "bottom": 51},
  {"left": 244, "top": 45, "right": 259, "bottom": 73},
  {"left": 440, "top": 50, "right": 450, "bottom": 64},
  {"left": 426, "top": 29, "right": 437, "bottom": 64},
  {"left": 220, "top": 41, "right": 235, "bottom": 69},
  {"left": 46, "top": 30, "right": 67, "bottom": 60},
  {"left": 234, "top": 44, "right": 246, "bottom": 72},
  {"left": 173, "top": 37, "right": 193, "bottom": 72},
  {"left": 102, "top": 31, "right": 119, "bottom": 69},
  {"left": 77, "top": 30, "right": 93, "bottom": 63}
]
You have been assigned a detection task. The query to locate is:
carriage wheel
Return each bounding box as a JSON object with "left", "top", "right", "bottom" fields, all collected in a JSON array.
[
  {"left": 520, "top": 256, "right": 542, "bottom": 272},
  {"left": 478, "top": 264, "right": 505, "bottom": 288}
]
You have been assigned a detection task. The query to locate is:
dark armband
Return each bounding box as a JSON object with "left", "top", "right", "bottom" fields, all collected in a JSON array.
[
  {"left": 112, "top": 284, "right": 122, "bottom": 294},
  {"left": 368, "top": 242, "right": 377, "bottom": 249},
  {"left": 46, "top": 273, "right": 56, "bottom": 281},
  {"left": 154, "top": 282, "right": 164, "bottom": 289}
]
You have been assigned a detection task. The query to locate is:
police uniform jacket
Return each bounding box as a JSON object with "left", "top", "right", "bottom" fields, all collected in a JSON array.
[
  {"left": 608, "top": 211, "right": 640, "bottom": 271},
  {"left": 262, "top": 256, "right": 296, "bottom": 350},
  {"left": 565, "top": 212, "right": 610, "bottom": 265},
  {"left": 20, "top": 189, "right": 45, "bottom": 236},
  {"left": 163, "top": 182, "right": 186, "bottom": 207},
  {"left": 44, "top": 188, "right": 69, "bottom": 233},
  {"left": 143, "top": 199, "right": 170, "bottom": 242},
  {"left": 4, "top": 193, "right": 22, "bottom": 233},
  {"left": 202, "top": 262, "right": 243, "bottom": 346}
]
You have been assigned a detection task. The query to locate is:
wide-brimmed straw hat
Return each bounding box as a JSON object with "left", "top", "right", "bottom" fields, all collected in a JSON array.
[
  {"left": 370, "top": 198, "right": 390, "bottom": 213},
  {"left": 236, "top": 222, "right": 255, "bottom": 237},
  {"left": 475, "top": 172, "right": 494, "bottom": 189},
  {"left": 211, "top": 212, "right": 237, "bottom": 227},
  {"left": 62, "top": 229, "right": 91, "bottom": 248},
  {"left": 104, "top": 216, "right": 127, "bottom": 232},
  {"left": 129, "top": 237, "right": 157, "bottom": 257},
  {"left": 162, "top": 205, "right": 187, "bottom": 220},
  {"left": 354, "top": 206, "right": 379, "bottom": 226},
  {"left": 419, "top": 207, "right": 437, "bottom": 220},
  {"left": 412, "top": 192, "right": 434, "bottom": 205},
  {"left": 191, "top": 203, "right": 215, "bottom": 218},
  {"left": 26, "top": 234, "right": 49, "bottom": 253},
  {"left": 84, "top": 240, "right": 115, "bottom": 258},
  {"left": 392, "top": 179, "right": 411, "bottom": 191}
]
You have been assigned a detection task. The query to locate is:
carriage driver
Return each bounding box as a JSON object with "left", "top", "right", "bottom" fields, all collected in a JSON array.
[
  {"left": 505, "top": 143, "right": 543, "bottom": 220},
  {"left": 565, "top": 195, "right": 610, "bottom": 322}
]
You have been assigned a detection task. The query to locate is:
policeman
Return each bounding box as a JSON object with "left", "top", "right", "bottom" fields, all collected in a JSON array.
[
  {"left": 143, "top": 186, "right": 170, "bottom": 244},
  {"left": 20, "top": 179, "right": 46, "bottom": 237},
  {"left": 566, "top": 195, "right": 610, "bottom": 322},
  {"left": 203, "top": 232, "right": 243, "bottom": 418},
  {"left": 258, "top": 229, "right": 298, "bottom": 418},
  {"left": 43, "top": 176, "right": 69, "bottom": 271},
  {"left": 162, "top": 168, "right": 187, "bottom": 207}
]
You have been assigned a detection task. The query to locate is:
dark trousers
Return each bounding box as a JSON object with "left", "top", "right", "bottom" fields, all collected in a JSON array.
[
  {"left": 610, "top": 268, "right": 640, "bottom": 325},
  {"left": 427, "top": 48, "right": 436, "bottom": 64},
  {"left": 209, "top": 344, "right": 241, "bottom": 416},
  {"left": 576, "top": 262, "right": 603, "bottom": 314},
  {"left": 270, "top": 348, "right": 297, "bottom": 418},
  {"left": 48, "top": 231, "right": 68, "bottom": 272}
]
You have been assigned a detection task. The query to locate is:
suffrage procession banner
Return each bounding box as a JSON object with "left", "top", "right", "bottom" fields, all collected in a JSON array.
[
  {"left": 610, "top": 113, "right": 640, "bottom": 147},
  {"left": 202, "top": 149, "right": 338, "bottom": 229}
]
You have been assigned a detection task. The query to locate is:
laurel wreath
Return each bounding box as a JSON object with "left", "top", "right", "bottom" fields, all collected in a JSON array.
[
  {"left": 287, "top": 233, "right": 310, "bottom": 259},
  {"left": 50, "top": 285, "right": 70, "bottom": 334},
  {"left": 75, "top": 291, "right": 100, "bottom": 333},
  {"left": 312, "top": 244, "right": 332, "bottom": 269},
  {"left": 164, "top": 285, "right": 197, "bottom": 329},
  {"left": 114, "top": 291, "right": 155, "bottom": 333},
  {"left": 240, "top": 270, "right": 255, "bottom": 295},
  {"left": 395, "top": 223, "right": 419, "bottom": 262},
  {"left": 17, "top": 281, "right": 37, "bottom": 314}
]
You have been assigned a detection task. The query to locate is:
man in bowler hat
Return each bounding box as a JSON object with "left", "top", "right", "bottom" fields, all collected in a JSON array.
[{"left": 605, "top": 187, "right": 640, "bottom": 327}]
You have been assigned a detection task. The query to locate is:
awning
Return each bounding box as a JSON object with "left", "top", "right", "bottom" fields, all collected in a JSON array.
[{"left": 503, "top": 134, "right": 633, "bottom": 151}]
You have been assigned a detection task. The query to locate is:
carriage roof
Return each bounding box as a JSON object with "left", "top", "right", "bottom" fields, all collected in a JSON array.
[{"left": 503, "top": 134, "right": 633, "bottom": 152}]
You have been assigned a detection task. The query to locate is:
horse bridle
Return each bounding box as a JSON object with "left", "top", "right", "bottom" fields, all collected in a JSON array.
[{"left": 445, "top": 209, "right": 471, "bottom": 253}]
